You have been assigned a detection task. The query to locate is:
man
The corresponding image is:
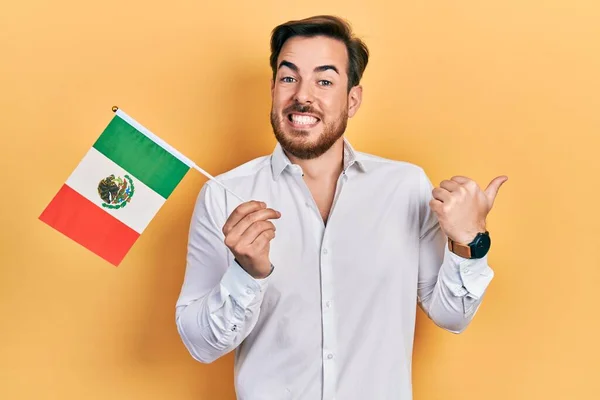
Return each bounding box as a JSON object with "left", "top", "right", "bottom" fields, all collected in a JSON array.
[{"left": 175, "top": 15, "right": 507, "bottom": 400}]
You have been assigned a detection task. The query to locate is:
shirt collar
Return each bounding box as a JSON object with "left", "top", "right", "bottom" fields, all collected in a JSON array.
[{"left": 271, "top": 137, "right": 367, "bottom": 181}]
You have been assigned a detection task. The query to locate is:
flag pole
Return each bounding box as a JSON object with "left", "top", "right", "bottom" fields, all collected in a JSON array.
[
  {"left": 111, "top": 106, "right": 246, "bottom": 203},
  {"left": 191, "top": 163, "right": 246, "bottom": 203}
]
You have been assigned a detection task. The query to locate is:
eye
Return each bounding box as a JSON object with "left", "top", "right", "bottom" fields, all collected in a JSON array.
[
  {"left": 281, "top": 76, "right": 296, "bottom": 83},
  {"left": 318, "top": 80, "right": 333, "bottom": 86}
]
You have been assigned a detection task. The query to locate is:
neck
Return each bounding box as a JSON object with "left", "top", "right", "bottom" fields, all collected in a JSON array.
[{"left": 285, "top": 137, "right": 345, "bottom": 181}]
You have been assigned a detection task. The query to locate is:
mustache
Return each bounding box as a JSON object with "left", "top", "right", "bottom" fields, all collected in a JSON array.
[{"left": 282, "top": 103, "right": 322, "bottom": 119}]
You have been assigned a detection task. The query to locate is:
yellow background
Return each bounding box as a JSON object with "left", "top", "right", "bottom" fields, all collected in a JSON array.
[{"left": 1, "top": 1, "right": 599, "bottom": 399}]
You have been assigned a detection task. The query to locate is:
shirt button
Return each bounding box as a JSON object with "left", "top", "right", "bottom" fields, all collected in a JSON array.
[
  {"left": 322, "top": 248, "right": 328, "bottom": 255},
  {"left": 326, "top": 301, "right": 331, "bottom": 308},
  {"left": 305, "top": 202, "right": 311, "bottom": 207},
  {"left": 462, "top": 267, "right": 471, "bottom": 275},
  {"left": 327, "top": 353, "right": 334, "bottom": 360},
  {"left": 246, "top": 288, "right": 253, "bottom": 295}
]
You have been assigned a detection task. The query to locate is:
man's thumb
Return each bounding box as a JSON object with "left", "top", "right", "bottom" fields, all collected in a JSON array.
[{"left": 484, "top": 176, "right": 508, "bottom": 204}]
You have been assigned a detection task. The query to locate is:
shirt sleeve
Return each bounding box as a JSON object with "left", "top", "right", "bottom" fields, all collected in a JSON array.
[
  {"left": 416, "top": 168, "right": 495, "bottom": 334},
  {"left": 175, "top": 181, "right": 270, "bottom": 363}
]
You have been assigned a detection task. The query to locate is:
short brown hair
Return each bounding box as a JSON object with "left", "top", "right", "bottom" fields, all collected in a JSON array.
[{"left": 269, "top": 15, "right": 369, "bottom": 91}]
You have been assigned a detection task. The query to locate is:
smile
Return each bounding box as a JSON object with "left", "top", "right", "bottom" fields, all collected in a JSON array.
[{"left": 287, "top": 113, "right": 320, "bottom": 128}]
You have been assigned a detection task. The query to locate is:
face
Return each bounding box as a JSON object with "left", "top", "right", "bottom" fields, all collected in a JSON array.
[{"left": 270, "top": 35, "right": 362, "bottom": 160}]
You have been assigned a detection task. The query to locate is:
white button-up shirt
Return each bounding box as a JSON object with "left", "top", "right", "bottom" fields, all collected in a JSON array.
[{"left": 175, "top": 139, "right": 494, "bottom": 400}]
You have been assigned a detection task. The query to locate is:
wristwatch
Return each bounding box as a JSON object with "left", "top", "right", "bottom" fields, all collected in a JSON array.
[{"left": 448, "top": 231, "right": 491, "bottom": 259}]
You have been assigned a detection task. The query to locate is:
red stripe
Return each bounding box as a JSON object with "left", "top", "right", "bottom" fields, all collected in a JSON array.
[{"left": 39, "top": 184, "right": 140, "bottom": 266}]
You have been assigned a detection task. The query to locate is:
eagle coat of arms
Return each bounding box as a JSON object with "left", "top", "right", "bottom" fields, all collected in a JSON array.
[{"left": 97, "top": 174, "right": 135, "bottom": 209}]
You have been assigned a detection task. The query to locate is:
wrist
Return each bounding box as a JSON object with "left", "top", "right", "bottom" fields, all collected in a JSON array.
[
  {"left": 235, "top": 258, "right": 274, "bottom": 279},
  {"left": 452, "top": 223, "right": 486, "bottom": 244}
]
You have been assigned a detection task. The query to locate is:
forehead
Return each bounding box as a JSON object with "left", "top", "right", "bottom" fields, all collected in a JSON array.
[{"left": 278, "top": 35, "right": 348, "bottom": 73}]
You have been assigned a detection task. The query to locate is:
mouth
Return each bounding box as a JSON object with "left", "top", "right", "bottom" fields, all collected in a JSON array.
[{"left": 286, "top": 113, "right": 321, "bottom": 130}]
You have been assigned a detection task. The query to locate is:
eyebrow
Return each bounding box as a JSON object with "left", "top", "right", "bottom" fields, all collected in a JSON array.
[{"left": 278, "top": 60, "right": 339, "bottom": 75}]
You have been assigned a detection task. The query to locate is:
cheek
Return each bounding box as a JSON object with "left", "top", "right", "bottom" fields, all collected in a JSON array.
[
  {"left": 273, "top": 86, "right": 294, "bottom": 105},
  {"left": 320, "top": 97, "right": 347, "bottom": 119}
]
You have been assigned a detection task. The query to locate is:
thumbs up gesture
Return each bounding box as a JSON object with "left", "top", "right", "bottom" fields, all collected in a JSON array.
[{"left": 429, "top": 175, "right": 508, "bottom": 244}]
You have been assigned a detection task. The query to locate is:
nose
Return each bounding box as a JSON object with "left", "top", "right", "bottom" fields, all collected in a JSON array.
[{"left": 293, "top": 80, "right": 314, "bottom": 104}]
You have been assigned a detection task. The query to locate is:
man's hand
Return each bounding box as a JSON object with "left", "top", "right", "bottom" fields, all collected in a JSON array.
[
  {"left": 223, "top": 201, "right": 281, "bottom": 279},
  {"left": 429, "top": 175, "right": 508, "bottom": 244}
]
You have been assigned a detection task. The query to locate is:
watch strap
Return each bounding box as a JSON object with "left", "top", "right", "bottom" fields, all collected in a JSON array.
[{"left": 447, "top": 238, "right": 472, "bottom": 258}]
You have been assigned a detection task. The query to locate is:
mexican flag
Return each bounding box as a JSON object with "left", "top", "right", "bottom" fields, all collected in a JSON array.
[{"left": 39, "top": 108, "right": 194, "bottom": 266}]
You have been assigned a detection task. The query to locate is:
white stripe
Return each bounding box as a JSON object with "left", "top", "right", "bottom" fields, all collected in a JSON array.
[
  {"left": 66, "top": 147, "right": 166, "bottom": 234},
  {"left": 114, "top": 109, "right": 194, "bottom": 167}
]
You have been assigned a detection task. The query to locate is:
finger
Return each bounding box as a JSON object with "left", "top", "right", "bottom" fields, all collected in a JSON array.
[
  {"left": 429, "top": 199, "right": 443, "bottom": 214},
  {"left": 238, "top": 220, "right": 276, "bottom": 246},
  {"left": 250, "top": 228, "right": 276, "bottom": 251},
  {"left": 223, "top": 201, "right": 266, "bottom": 236},
  {"left": 227, "top": 209, "right": 280, "bottom": 244},
  {"left": 450, "top": 175, "right": 471, "bottom": 185},
  {"left": 439, "top": 179, "right": 461, "bottom": 192},
  {"left": 432, "top": 187, "right": 452, "bottom": 203},
  {"left": 484, "top": 175, "right": 508, "bottom": 204}
]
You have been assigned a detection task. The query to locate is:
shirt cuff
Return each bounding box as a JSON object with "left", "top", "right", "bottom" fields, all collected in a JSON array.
[
  {"left": 220, "top": 260, "right": 271, "bottom": 309},
  {"left": 444, "top": 246, "right": 494, "bottom": 299}
]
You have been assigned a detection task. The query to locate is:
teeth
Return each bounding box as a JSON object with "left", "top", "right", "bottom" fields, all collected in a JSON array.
[{"left": 291, "top": 114, "right": 318, "bottom": 125}]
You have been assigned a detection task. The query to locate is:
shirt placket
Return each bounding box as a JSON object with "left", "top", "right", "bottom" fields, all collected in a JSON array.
[
  {"left": 290, "top": 165, "right": 349, "bottom": 400},
  {"left": 320, "top": 235, "right": 336, "bottom": 400},
  {"left": 320, "top": 172, "right": 348, "bottom": 400}
]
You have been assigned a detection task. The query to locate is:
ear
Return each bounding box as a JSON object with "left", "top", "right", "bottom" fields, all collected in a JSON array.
[
  {"left": 270, "top": 78, "right": 275, "bottom": 96},
  {"left": 347, "top": 85, "right": 363, "bottom": 118}
]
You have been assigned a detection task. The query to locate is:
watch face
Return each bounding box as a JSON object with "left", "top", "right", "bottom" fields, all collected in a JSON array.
[{"left": 472, "top": 233, "right": 491, "bottom": 258}]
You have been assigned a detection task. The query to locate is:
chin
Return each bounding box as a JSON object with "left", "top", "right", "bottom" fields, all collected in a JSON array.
[{"left": 284, "top": 127, "right": 322, "bottom": 141}]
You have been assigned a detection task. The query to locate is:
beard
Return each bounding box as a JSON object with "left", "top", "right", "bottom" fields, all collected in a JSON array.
[{"left": 270, "top": 102, "right": 348, "bottom": 160}]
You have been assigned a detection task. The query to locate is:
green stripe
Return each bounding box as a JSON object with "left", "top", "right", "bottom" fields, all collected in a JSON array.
[{"left": 93, "top": 116, "right": 190, "bottom": 198}]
